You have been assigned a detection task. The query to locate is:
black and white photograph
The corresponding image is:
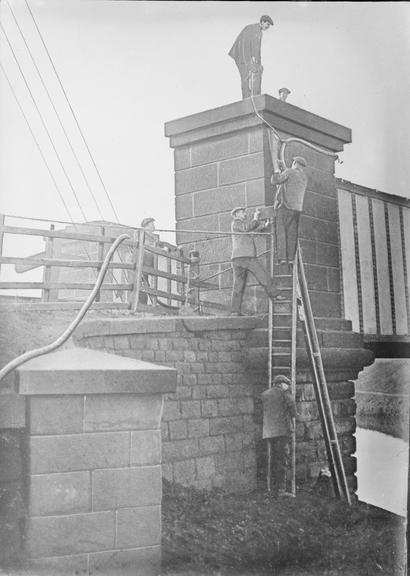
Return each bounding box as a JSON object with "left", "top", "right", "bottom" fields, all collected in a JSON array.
[{"left": 0, "top": 2, "right": 408, "bottom": 575}]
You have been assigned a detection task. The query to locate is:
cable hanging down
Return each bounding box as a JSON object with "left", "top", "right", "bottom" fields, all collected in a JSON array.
[
  {"left": 249, "top": 75, "right": 342, "bottom": 169},
  {"left": 0, "top": 233, "right": 130, "bottom": 384}
]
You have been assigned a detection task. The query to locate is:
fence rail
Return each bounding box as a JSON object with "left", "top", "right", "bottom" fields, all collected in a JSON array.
[{"left": 0, "top": 215, "right": 214, "bottom": 311}]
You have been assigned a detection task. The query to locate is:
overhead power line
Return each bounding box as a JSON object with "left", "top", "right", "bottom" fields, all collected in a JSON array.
[
  {"left": 24, "top": 0, "right": 121, "bottom": 224},
  {"left": 0, "top": 20, "right": 89, "bottom": 222},
  {"left": 0, "top": 62, "right": 76, "bottom": 224},
  {"left": 6, "top": 0, "right": 105, "bottom": 221}
]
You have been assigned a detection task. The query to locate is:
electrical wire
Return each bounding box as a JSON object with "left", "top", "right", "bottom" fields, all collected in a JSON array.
[
  {"left": 0, "top": 63, "right": 75, "bottom": 224},
  {"left": 0, "top": 20, "right": 88, "bottom": 222},
  {"left": 24, "top": 0, "right": 120, "bottom": 224},
  {"left": 6, "top": 0, "right": 105, "bottom": 221}
]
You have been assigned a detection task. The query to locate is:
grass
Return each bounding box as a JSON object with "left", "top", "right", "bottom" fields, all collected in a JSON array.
[{"left": 162, "top": 480, "right": 406, "bottom": 576}]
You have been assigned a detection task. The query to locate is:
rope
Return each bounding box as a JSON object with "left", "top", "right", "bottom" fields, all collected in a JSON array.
[
  {"left": 6, "top": 0, "right": 106, "bottom": 222},
  {"left": 0, "top": 233, "right": 130, "bottom": 384},
  {"left": 24, "top": 0, "right": 121, "bottom": 224}
]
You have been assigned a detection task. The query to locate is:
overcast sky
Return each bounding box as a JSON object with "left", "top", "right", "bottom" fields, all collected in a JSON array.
[{"left": 0, "top": 0, "right": 409, "bottom": 238}]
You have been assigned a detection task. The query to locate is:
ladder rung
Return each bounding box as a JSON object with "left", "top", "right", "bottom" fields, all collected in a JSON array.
[{"left": 272, "top": 339, "right": 292, "bottom": 344}]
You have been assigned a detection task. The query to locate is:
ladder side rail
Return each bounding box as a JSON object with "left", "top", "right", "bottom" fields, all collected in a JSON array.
[
  {"left": 267, "top": 223, "right": 275, "bottom": 491},
  {"left": 297, "top": 248, "right": 351, "bottom": 504},
  {"left": 298, "top": 295, "right": 343, "bottom": 499},
  {"left": 290, "top": 250, "right": 298, "bottom": 496}
]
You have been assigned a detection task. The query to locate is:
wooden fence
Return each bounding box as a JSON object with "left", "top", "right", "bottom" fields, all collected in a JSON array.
[{"left": 0, "top": 217, "right": 216, "bottom": 312}]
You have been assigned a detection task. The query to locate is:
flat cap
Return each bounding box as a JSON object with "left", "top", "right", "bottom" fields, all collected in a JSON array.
[
  {"left": 273, "top": 374, "right": 291, "bottom": 385},
  {"left": 279, "top": 87, "right": 291, "bottom": 95},
  {"left": 231, "top": 206, "right": 246, "bottom": 217},
  {"left": 140, "top": 217, "right": 155, "bottom": 227},
  {"left": 292, "top": 156, "right": 307, "bottom": 167},
  {"left": 260, "top": 15, "right": 274, "bottom": 25}
]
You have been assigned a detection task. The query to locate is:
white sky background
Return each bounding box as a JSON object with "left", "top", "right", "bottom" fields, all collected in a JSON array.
[{"left": 0, "top": 0, "right": 409, "bottom": 243}]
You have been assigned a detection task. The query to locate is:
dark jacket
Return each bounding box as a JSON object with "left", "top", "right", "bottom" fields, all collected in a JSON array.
[
  {"left": 229, "top": 23, "right": 262, "bottom": 70},
  {"left": 272, "top": 167, "right": 308, "bottom": 212},
  {"left": 231, "top": 216, "right": 266, "bottom": 260},
  {"left": 261, "top": 386, "right": 297, "bottom": 438}
]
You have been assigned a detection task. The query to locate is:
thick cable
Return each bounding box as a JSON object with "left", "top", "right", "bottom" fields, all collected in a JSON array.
[
  {"left": 249, "top": 73, "right": 340, "bottom": 168},
  {"left": 0, "top": 21, "right": 88, "bottom": 222},
  {"left": 24, "top": 0, "right": 120, "bottom": 224},
  {"left": 0, "top": 233, "right": 130, "bottom": 384},
  {"left": 6, "top": 0, "right": 105, "bottom": 221}
]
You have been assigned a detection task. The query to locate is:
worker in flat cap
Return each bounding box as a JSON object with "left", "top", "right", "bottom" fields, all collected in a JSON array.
[
  {"left": 271, "top": 156, "right": 308, "bottom": 265},
  {"left": 230, "top": 206, "right": 284, "bottom": 316},
  {"left": 278, "top": 87, "right": 291, "bottom": 102},
  {"left": 229, "top": 15, "right": 274, "bottom": 99},
  {"left": 262, "top": 374, "right": 297, "bottom": 495}
]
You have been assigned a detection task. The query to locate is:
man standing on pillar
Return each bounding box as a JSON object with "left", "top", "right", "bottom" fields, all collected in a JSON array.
[
  {"left": 271, "top": 156, "right": 308, "bottom": 264},
  {"left": 230, "top": 206, "right": 284, "bottom": 316},
  {"left": 229, "top": 15, "right": 274, "bottom": 99}
]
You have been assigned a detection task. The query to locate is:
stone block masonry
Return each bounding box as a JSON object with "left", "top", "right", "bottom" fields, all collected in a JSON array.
[
  {"left": 16, "top": 348, "right": 176, "bottom": 575},
  {"left": 75, "top": 316, "right": 373, "bottom": 494},
  {"left": 165, "top": 94, "right": 352, "bottom": 317},
  {"left": 75, "top": 317, "right": 262, "bottom": 493}
]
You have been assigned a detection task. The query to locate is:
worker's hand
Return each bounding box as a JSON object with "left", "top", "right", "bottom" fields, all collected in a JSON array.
[{"left": 254, "top": 208, "right": 261, "bottom": 220}]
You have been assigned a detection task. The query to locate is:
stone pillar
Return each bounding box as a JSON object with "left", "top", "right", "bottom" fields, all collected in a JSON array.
[
  {"left": 17, "top": 348, "right": 176, "bottom": 575},
  {"left": 165, "top": 94, "right": 351, "bottom": 315}
]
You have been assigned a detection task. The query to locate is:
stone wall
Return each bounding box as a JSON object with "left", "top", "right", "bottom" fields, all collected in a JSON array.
[
  {"left": 74, "top": 316, "right": 373, "bottom": 493},
  {"left": 12, "top": 348, "right": 176, "bottom": 573},
  {"left": 75, "top": 317, "right": 260, "bottom": 493},
  {"left": 165, "top": 95, "right": 352, "bottom": 316}
]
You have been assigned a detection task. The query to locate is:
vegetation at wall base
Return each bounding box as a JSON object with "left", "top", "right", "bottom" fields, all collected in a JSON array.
[{"left": 162, "top": 480, "right": 405, "bottom": 575}]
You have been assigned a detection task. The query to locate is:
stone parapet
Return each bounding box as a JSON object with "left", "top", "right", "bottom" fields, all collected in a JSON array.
[{"left": 16, "top": 348, "right": 176, "bottom": 574}]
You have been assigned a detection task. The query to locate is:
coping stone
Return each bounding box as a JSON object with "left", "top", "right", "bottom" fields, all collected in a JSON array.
[{"left": 17, "top": 348, "right": 176, "bottom": 396}]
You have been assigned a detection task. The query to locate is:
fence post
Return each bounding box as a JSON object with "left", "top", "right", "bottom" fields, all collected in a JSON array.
[
  {"left": 0, "top": 214, "right": 4, "bottom": 278},
  {"left": 150, "top": 237, "right": 159, "bottom": 306},
  {"left": 188, "top": 250, "right": 200, "bottom": 311},
  {"left": 96, "top": 226, "right": 105, "bottom": 302},
  {"left": 129, "top": 229, "right": 145, "bottom": 312},
  {"left": 42, "top": 224, "right": 55, "bottom": 302}
]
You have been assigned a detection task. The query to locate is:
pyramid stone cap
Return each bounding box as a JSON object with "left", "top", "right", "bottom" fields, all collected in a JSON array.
[{"left": 17, "top": 348, "right": 176, "bottom": 396}]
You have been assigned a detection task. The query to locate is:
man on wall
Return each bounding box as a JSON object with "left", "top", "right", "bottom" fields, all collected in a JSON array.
[
  {"left": 230, "top": 206, "right": 284, "bottom": 316},
  {"left": 229, "top": 15, "right": 274, "bottom": 99}
]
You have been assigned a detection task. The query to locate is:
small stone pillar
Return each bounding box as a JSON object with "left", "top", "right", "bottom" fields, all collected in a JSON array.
[
  {"left": 17, "top": 348, "right": 176, "bottom": 575},
  {"left": 165, "top": 94, "right": 352, "bottom": 315}
]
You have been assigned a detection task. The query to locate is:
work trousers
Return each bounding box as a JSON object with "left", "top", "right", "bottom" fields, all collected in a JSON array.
[
  {"left": 231, "top": 257, "right": 278, "bottom": 313},
  {"left": 238, "top": 67, "right": 262, "bottom": 99},
  {"left": 276, "top": 206, "right": 301, "bottom": 263},
  {"left": 268, "top": 435, "right": 291, "bottom": 492}
]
